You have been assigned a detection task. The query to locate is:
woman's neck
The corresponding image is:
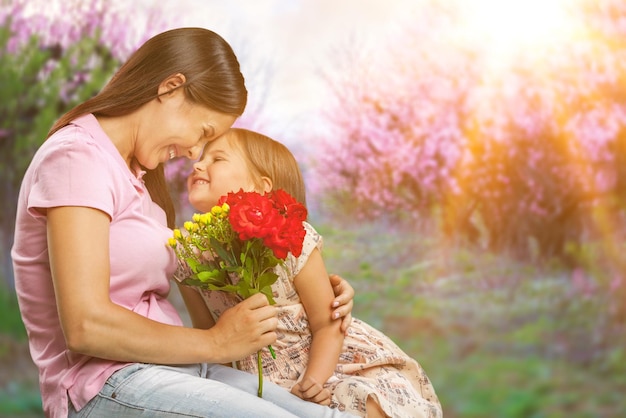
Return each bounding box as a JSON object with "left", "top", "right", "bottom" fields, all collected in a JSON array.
[{"left": 96, "top": 113, "right": 138, "bottom": 168}]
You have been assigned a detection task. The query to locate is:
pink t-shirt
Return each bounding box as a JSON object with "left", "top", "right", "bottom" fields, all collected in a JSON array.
[{"left": 11, "top": 114, "right": 183, "bottom": 417}]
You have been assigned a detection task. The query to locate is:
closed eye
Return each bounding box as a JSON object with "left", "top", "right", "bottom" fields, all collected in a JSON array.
[
  {"left": 203, "top": 153, "right": 226, "bottom": 165},
  {"left": 200, "top": 148, "right": 229, "bottom": 165}
]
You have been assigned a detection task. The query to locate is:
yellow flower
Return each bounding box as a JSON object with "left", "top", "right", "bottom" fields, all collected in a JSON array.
[
  {"left": 184, "top": 221, "right": 195, "bottom": 232},
  {"left": 173, "top": 229, "right": 182, "bottom": 239},
  {"left": 199, "top": 213, "right": 211, "bottom": 225},
  {"left": 192, "top": 213, "right": 201, "bottom": 222},
  {"left": 209, "top": 203, "right": 230, "bottom": 219},
  {"left": 211, "top": 205, "right": 222, "bottom": 216},
  {"left": 167, "top": 237, "right": 177, "bottom": 248}
]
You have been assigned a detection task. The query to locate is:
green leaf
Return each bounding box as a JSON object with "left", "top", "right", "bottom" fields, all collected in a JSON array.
[
  {"left": 260, "top": 287, "right": 276, "bottom": 305},
  {"left": 185, "top": 257, "right": 200, "bottom": 273},
  {"left": 230, "top": 238, "right": 243, "bottom": 256},
  {"left": 236, "top": 266, "right": 246, "bottom": 281},
  {"left": 196, "top": 269, "right": 226, "bottom": 283},
  {"left": 247, "top": 288, "right": 260, "bottom": 297},
  {"left": 205, "top": 284, "right": 241, "bottom": 294},
  {"left": 244, "top": 255, "right": 255, "bottom": 274},
  {"left": 237, "top": 282, "right": 254, "bottom": 299},
  {"left": 257, "top": 271, "right": 279, "bottom": 289},
  {"left": 182, "top": 278, "right": 207, "bottom": 287},
  {"left": 210, "top": 237, "right": 236, "bottom": 265}
]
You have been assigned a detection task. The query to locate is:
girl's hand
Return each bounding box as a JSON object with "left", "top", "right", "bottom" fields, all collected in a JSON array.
[
  {"left": 329, "top": 274, "right": 354, "bottom": 334},
  {"left": 290, "top": 376, "right": 331, "bottom": 406}
]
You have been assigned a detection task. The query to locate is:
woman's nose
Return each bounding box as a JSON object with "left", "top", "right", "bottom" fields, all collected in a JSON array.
[{"left": 187, "top": 146, "right": 202, "bottom": 160}]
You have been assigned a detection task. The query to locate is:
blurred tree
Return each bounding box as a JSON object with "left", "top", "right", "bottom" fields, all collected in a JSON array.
[
  {"left": 310, "top": 3, "right": 479, "bottom": 226},
  {"left": 0, "top": 0, "right": 169, "bottom": 287},
  {"left": 310, "top": 0, "right": 626, "bottom": 261}
]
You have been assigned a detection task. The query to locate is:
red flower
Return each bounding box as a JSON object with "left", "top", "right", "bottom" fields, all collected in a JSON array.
[
  {"left": 270, "top": 189, "right": 308, "bottom": 223},
  {"left": 264, "top": 219, "right": 306, "bottom": 258},
  {"left": 219, "top": 190, "right": 307, "bottom": 260},
  {"left": 221, "top": 190, "right": 281, "bottom": 241},
  {"left": 219, "top": 189, "right": 307, "bottom": 260}
]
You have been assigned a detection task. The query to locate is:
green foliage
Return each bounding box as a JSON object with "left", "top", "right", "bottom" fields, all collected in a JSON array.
[
  {"left": 0, "top": 284, "right": 40, "bottom": 415},
  {"left": 0, "top": 25, "right": 119, "bottom": 183},
  {"left": 0, "top": 382, "right": 42, "bottom": 416},
  {"left": 0, "top": 23, "right": 122, "bottom": 286},
  {"left": 0, "top": 284, "right": 27, "bottom": 340},
  {"left": 317, "top": 216, "right": 626, "bottom": 418},
  {"left": 0, "top": 384, "right": 43, "bottom": 417},
  {"left": 415, "top": 341, "right": 626, "bottom": 418}
]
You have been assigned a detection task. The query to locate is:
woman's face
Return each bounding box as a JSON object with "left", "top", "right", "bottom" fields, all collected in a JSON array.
[
  {"left": 136, "top": 88, "right": 237, "bottom": 170},
  {"left": 187, "top": 133, "right": 257, "bottom": 212}
]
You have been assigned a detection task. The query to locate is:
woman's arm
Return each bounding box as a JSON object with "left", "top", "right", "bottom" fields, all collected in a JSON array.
[
  {"left": 291, "top": 248, "right": 345, "bottom": 404},
  {"left": 47, "top": 205, "right": 277, "bottom": 365},
  {"left": 329, "top": 274, "right": 354, "bottom": 333}
]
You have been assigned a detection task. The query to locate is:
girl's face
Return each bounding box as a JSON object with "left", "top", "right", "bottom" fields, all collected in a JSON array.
[
  {"left": 187, "top": 134, "right": 257, "bottom": 212},
  {"left": 136, "top": 86, "right": 237, "bottom": 170}
]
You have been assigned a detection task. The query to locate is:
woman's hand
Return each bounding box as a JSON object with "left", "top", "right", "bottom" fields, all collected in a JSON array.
[
  {"left": 211, "top": 293, "right": 278, "bottom": 362},
  {"left": 329, "top": 274, "right": 354, "bottom": 334}
]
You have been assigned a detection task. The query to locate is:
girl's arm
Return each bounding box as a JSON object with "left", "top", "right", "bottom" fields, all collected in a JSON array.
[
  {"left": 292, "top": 247, "right": 345, "bottom": 401},
  {"left": 47, "top": 205, "right": 277, "bottom": 365},
  {"left": 176, "top": 284, "right": 216, "bottom": 329},
  {"left": 177, "top": 284, "right": 239, "bottom": 367}
]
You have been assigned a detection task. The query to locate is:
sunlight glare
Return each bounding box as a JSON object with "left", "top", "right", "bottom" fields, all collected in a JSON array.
[{"left": 457, "top": 0, "right": 578, "bottom": 65}]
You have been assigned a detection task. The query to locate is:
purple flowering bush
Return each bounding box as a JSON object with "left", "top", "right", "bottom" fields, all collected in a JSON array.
[
  {"left": 310, "top": 0, "right": 626, "bottom": 262},
  {"left": 0, "top": 0, "right": 170, "bottom": 285}
]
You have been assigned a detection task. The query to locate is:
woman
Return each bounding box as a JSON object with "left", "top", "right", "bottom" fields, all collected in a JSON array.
[{"left": 11, "top": 27, "right": 355, "bottom": 418}]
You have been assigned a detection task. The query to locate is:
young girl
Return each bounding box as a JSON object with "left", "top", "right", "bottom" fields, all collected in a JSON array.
[{"left": 177, "top": 128, "right": 443, "bottom": 418}]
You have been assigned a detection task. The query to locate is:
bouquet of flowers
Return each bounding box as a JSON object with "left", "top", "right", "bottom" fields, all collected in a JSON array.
[{"left": 168, "top": 189, "right": 307, "bottom": 397}]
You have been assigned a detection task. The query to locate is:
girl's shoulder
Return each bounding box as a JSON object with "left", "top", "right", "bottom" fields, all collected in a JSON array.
[
  {"left": 285, "top": 221, "right": 323, "bottom": 278},
  {"left": 302, "top": 221, "right": 323, "bottom": 249}
]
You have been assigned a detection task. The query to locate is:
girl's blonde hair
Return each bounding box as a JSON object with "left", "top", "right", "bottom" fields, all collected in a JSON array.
[{"left": 224, "top": 128, "right": 307, "bottom": 209}]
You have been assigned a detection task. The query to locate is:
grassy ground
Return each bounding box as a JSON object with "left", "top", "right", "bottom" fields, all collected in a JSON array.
[
  {"left": 316, "top": 219, "right": 626, "bottom": 418},
  {"left": 2, "top": 219, "right": 625, "bottom": 417}
]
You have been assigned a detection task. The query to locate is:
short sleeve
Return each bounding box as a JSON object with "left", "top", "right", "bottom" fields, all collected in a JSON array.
[
  {"left": 28, "top": 130, "right": 116, "bottom": 218},
  {"left": 289, "top": 222, "right": 323, "bottom": 277}
]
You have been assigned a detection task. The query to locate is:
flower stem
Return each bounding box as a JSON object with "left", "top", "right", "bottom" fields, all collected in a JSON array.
[
  {"left": 257, "top": 350, "right": 263, "bottom": 397},
  {"left": 268, "top": 344, "right": 276, "bottom": 359}
]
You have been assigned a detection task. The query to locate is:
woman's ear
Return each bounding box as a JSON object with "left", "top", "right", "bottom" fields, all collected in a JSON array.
[
  {"left": 259, "top": 176, "right": 273, "bottom": 194},
  {"left": 158, "top": 73, "right": 187, "bottom": 97}
]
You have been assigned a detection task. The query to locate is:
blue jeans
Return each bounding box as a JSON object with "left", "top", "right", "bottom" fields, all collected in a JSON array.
[{"left": 68, "top": 363, "right": 358, "bottom": 417}]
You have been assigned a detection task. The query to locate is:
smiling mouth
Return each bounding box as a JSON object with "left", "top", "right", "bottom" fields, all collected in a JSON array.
[
  {"left": 193, "top": 179, "right": 209, "bottom": 186},
  {"left": 169, "top": 149, "right": 176, "bottom": 160}
]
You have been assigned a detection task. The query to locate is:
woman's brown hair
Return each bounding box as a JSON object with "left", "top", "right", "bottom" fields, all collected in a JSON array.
[
  {"left": 47, "top": 27, "right": 247, "bottom": 227},
  {"left": 225, "top": 128, "right": 307, "bottom": 210}
]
